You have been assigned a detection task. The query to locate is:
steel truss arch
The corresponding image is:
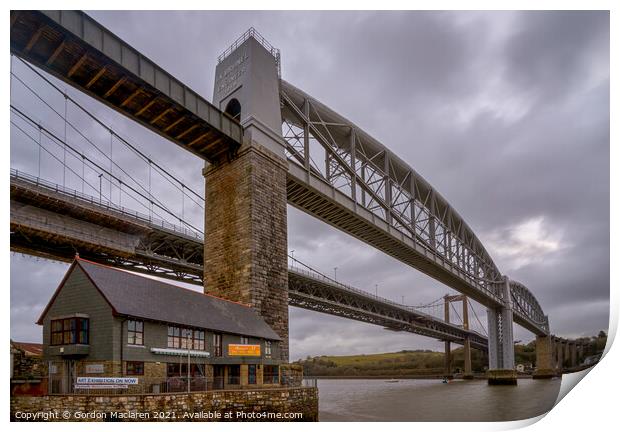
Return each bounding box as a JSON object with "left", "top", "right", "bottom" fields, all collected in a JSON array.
[{"left": 280, "top": 80, "right": 549, "bottom": 336}]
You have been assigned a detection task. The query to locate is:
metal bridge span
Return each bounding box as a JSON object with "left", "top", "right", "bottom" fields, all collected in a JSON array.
[
  {"left": 10, "top": 171, "right": 488, "bottom": 351},
  {"left": 11, "top": 10, "right": 566, "bottom": 380},
  {"left": 10, "top": 10, "right": 548, "bottom": 340}
]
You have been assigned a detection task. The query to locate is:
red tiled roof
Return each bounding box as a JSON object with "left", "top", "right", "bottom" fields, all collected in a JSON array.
[{"left": 12, "top": 342, "right": 43, "bottom": 356}]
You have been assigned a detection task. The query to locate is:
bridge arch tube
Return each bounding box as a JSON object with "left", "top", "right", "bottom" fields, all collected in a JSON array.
[{"left": 280, "top": 79, "right": 550, "bottom": 337}]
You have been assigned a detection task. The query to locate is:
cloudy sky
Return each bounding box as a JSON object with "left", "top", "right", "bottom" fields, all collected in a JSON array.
[{"left": 10, "top": 11, "right": 609, "bottom": 360}]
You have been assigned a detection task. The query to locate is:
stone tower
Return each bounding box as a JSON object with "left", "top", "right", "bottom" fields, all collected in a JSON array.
[{"left": 203, "top": 30, "right": 289, "bottom": 360}]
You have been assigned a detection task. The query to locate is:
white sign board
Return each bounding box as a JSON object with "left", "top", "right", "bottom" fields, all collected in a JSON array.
[
  {"left": 76, "top": 377, "right": 138, "bottom": 385},
  {"left": 85, "top": 364, "right": 104, "bottom": 374},
  {"left": 74, "top": 384, "right": 128, "bottom": 389}
]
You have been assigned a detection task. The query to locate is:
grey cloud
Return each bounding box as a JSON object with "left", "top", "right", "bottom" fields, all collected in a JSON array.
[{"left": 10, "top": 11, "right": 609, "bottom": 360}]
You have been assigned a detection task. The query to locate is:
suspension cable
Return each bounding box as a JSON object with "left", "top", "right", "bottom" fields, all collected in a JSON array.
[
  {"left": 469, "top": 302, "right": 488, "bottom": 337},
  {"left": 450, "top": 302, "right": 462, "bottom": 325},
  {"left": 11, "top": 120, "right": 106, "bottom": 200},
  {"left": 12, "top": 117, "right": 177, "bottom": 227},
  {"left": 11, "top": 106, "right": 203, "bottom": 234},
  {"left": 10, "top": 99, "right": 185, "bottom": 225},
  {"left": 13, "top": 56, "right": 205, "bottom": 203}
]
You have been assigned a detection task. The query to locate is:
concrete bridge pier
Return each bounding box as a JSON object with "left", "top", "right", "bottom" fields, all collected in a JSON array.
[
  {"left": 444, "top": 341, "right": 453, "bottom": 378},
  {"left": 556, "top": 339, "right": 565, "bottom": 373},
  {"left": 463, "top": 337, "right": 473, "bottom": 379},
  {"left": 577, "top": 343, "right": 584, "bottom": 365},
  {"left": 569, "top": 342, "right": 577, "bottom": 368},
  {"left": 486, "top": 277, "right": 517, "bottom": 385},
  {"left": 533, "top": 335, "right": 557, "bottom": 378},
  {"left": 461, "top": 296, "right": 473, "bottom": 379}
]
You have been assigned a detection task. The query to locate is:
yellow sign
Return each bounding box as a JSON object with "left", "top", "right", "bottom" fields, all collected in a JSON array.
[{"left": 228, "top": 344, "right": 261, "bottom": 356}]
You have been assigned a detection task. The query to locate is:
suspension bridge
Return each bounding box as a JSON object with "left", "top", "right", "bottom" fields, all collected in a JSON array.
[{"left": 10, "top": 10, "right": 585, "bottom": 383}]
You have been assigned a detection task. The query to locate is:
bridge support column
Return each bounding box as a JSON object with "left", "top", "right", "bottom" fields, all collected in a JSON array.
[
  {"left": 569, "top": 342, "right": 577, "bottom": 368},
  {"left": 204, "top": 32, "right": 289, "bottom": 360},
  {"left": 556, "top": 340, "right": 564, "bottom": 374},
  {"left": 486, "top": 277, "right": 517, "bottom": 385},
  {"left": 443, "top": 296, "right": 452, "bottom": 378},
  {"left": 463, "top": 337, "right": 473, "bottom": 379},
  {"left": 462, "top": 297, "right": 473, "bottom": 379},
  {"left": 444, "top": 341, "right": 452, "bottom": 378},
  {"left": 533, "top": 335, "right": 557, "bottom": 379}
]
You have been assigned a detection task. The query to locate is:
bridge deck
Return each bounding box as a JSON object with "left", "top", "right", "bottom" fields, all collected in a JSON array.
[
  {"left": 10, "top": 171, "right": 486, "bottom": 348},
  {"left": 11, "top": 10, "right": 242, "bottom": 163}
]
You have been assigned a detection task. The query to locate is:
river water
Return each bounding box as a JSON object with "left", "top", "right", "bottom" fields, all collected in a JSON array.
[{"left": 317, "top": 378, "right": 562, "bottom": 422}]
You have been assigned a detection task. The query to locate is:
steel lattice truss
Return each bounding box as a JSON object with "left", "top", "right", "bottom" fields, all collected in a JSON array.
[
  {"left": 288, "top": 267, "right": 488, "bottom": 350},
  {"left": 510, "top": 280, "right": 548, "bottom": 332},
  {"left": 280, "top": 80, "right": 549, "bottom": 335}
]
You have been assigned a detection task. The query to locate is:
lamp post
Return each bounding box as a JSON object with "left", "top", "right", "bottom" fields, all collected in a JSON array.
[
  {"left": 375, "top": 284, "right": 378, "bottom": 297},
  {"left": 186, "top": 330, "right": 191, "bottom": 393},
  {"left": 98, "top": 173, "right": 103, "bottom": 203}
]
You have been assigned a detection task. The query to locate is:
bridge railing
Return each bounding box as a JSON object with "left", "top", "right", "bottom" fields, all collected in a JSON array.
[
  {"left": 217, "top": 27, "right": 281, "bottom": 78},
  {"left": 10, "top": 169, "right": 202, "bottom": 241},
  {"left": 288, "top": 257, "right": 481, "bottom": 332}
]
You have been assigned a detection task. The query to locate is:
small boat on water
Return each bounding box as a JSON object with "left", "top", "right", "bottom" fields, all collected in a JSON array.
[{"left": 385, "top": 379, "right": 399, "bottom": 383}]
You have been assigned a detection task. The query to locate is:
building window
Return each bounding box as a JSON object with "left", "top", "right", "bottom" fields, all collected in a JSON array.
[
  {"left": 168, "top": 326, "right": 206, "bottom": 350},
  {"left": 264, "top": 365, "right": 279, "bottom": 384},
  {"left": 168, "top": 326, "right": 181, "bottom": 348},
  {"left": 167, "top": 363, "right": 204, "bottom": 377},
  {"left": 248, "top": 365, "right": 257, "bottom": 384},
  {"left": 50, "top": 317, "right": 89, "bottom": 345},
  {"left": 240, "top": 336, "right": 249, "bottom": 344},
  {"left": 265, "top": 341, "right": 272, "bottom": 356},
  {"left": 193, "top": 330, "right": 205, "bottom": 350},
  {"left": 181, "top": 328, "right": 192, "bottom": 349},
  {"left": 127, "top": 320, "right": 143, "bottom": 345},
  {"left": 213, "top": 333, "right": 222, "bottom": 357},
  {"left": 126, "top": 361, "right": 144, "bottom": 375}
]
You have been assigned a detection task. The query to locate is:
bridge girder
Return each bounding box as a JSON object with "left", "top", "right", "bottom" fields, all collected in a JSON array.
[
  {"left": 279, "top": 80, "right": 549, "bottom": 336},
  {"left": 10, "top": 10, "right": 242, "bottom": 163}
]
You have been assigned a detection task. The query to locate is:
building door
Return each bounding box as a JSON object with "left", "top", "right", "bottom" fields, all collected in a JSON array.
[
  {"left": 248, "top": 365, "right": 257, "bottom": 384},
  {"left": 213, "top": 365, "right": 225, "bottom": 390},
  {"left": 228, "top": 365, "right": 240, "bottom": 385},
  {"left": 63, "top": 360, "right": 76, "bottom": 393}
]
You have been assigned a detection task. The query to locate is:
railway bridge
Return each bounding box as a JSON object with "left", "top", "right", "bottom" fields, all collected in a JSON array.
[{"left": 10, "top": 10, "right": 584, "bottom": 383}]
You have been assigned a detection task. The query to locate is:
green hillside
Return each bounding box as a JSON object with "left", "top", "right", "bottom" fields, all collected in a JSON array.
[{"left": 295, "top": 333, "right": 607, "bottom": 377}]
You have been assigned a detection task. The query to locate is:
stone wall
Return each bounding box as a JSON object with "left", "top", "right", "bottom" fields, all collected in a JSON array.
[
  {"left": 203, "top": 143, "right": 289, "bottom": 361},
  {"left": 11, "top": 387, "right": 318, "bottom": 422},
  {"left": 12, "top": 350, "right": 47, "bottom": 379}
]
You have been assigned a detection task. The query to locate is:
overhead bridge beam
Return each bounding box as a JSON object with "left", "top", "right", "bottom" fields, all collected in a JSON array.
[{"left": 10, "top": 10, "right": 242, "bottom": 164}]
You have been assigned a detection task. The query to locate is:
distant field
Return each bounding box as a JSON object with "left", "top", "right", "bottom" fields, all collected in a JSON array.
[
  {"left": 296, "top": 349, "right": 481, "bottom": 377},
  {"left": 296, "top": 335, "right": 604, "bottom": 377}
]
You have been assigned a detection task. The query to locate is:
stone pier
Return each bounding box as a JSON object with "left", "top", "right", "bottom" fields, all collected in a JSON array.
[
  {"left": 203, "top": 32, "right": 290, "bottom": 360},
  {"left": 533, "top": 335, "right": 557, "bottom": 379}
]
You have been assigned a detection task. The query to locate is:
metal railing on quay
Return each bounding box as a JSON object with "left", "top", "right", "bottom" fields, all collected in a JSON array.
[{"left": 47, "top": 375, "right": 307, "bottom": 396}]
